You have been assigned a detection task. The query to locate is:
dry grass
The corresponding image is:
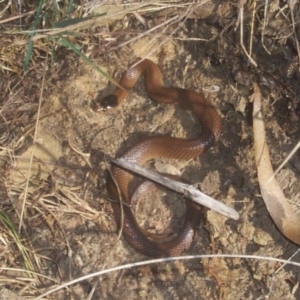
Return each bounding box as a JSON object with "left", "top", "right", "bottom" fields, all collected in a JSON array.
[{"left": 0, "top": 0, "right": 300, "bottom": 299}]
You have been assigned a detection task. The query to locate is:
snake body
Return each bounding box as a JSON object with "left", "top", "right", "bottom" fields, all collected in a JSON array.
[{"left": 94, "top": 59, "right": 221, "bottom": 257}]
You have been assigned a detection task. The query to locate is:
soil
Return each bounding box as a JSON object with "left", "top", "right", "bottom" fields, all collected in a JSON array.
[{"left": 2, "top": 3, "right": 300, "bottom": 300}]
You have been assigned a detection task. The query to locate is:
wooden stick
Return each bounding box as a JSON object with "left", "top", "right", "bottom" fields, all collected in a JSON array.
[{"left": 112, "top": 158, "right": 239, "bottom": 221}]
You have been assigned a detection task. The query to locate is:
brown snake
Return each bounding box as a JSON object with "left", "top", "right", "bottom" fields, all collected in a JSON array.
[{"left": 93, "top": 59, "right": 221, "bottom": 257}]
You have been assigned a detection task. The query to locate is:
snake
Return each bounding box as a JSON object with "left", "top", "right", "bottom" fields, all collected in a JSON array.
[{"left": 92, "top": 59, "right": 221, "bottom": 257}]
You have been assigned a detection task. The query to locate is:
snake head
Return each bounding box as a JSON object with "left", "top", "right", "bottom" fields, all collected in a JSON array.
[{"left": 91, "top": 95, "right": 118, "bottom": 112}]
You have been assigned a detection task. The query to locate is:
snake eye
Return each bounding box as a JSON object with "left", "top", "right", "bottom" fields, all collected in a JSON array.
[{"left": 100, "top": 95, "right": 118, "bottom": 110}]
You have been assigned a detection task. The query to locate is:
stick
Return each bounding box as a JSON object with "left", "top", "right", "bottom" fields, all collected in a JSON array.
[{"left": 112, "top": 158, "right": 239, "bottom": 221}]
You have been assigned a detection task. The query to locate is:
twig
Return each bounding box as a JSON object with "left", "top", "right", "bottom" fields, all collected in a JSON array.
[
  {"left": 18, "top": 53, "right": 48, "bottom": 233},
  {"left": 13, "top": 2, "right": 159, "bottom": 44},
  {"left": 249, "top": 0, "right": 257, "bottom": 57},
  {"left": 261, "top": 0, "right": 271, "bottom": 55},
  {"left": 67, "top": 134, "right": 91, "bottom": 168},
  {"left": 0, "top": 0, "right": 12, "bottom": 18},
  {"left": 105, "top": 161, "right": 125, "bottom": 242},
  {"left": 268, "top": 247, "right": 300, "bottom": 297},
  {"left": 131, "top": 2, "right": 195, "bottom": 66},
  {"left": 288, "top": 0, "right": 300, "bottom": 69},
  {"left": 237, "top": 0, "right": 258, "bottom": 67},
  {"left": 112, "top": 158, "right": 239, "bottom": 220},
  {"left": 34, "top": 254, "right": 300, "bottom": 299},
  {"left": 267, "top": 140, "right": 300, "bottom": 184},
  {"left": 112, "top": 15, "right": 180, "bottom": 50},
  {"left": 0, "top": 9, "right": 35, "bottom": 24}
]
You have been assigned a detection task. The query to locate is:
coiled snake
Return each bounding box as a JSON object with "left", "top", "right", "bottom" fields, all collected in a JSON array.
[{"left": 93, "top": 59, "right": 221, "bottom": 257}]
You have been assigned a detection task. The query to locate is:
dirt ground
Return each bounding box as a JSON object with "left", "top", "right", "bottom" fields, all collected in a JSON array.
[{"left": 1, "top": 2, "right": 300, "bottom": 300}]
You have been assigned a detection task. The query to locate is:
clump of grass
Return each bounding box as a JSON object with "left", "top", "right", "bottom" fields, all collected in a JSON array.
[{"left": 0, "top": 210, "right": 34, "bottom": 272}]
